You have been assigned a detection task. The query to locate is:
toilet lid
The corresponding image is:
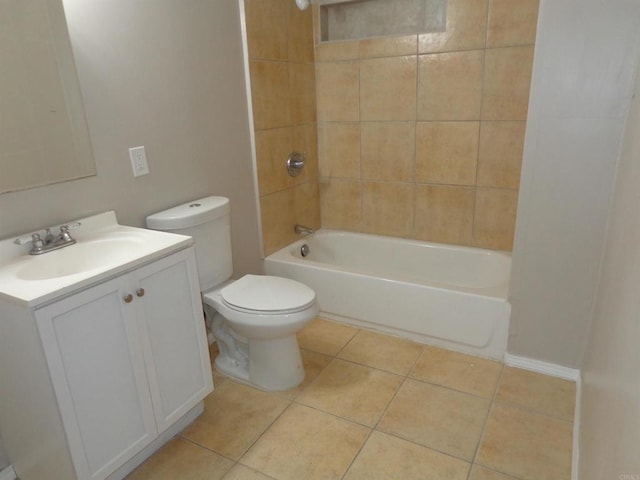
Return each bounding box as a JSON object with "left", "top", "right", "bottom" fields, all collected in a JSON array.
[{"left": 221, "top": 275, "right": 316, "bottom": 313}]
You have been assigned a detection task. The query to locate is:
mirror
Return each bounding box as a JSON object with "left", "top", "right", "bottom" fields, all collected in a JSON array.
[{"left": 0, "top": 0, "right": 96, "bottom": 194}]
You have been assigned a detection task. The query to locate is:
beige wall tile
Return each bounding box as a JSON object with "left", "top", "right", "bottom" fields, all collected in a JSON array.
[
  {"left": 260, "top": 188, "right": 297, "bottom": 255},
  {"left": 289, "top": 62, "right": 316, "bottom": 125},
  {"left": 316, "top": 61, "right": 359, "bottom": 122},
  {"left": 255, "top": 127, "right": 294, "bottom": 196},
  {"left": 287, "top": 0, "right": 315, "bottom": 62},
  {"left": 344, "top": 431, "right": 470, "bottom": 480},
  {"left": 297, "top": 359, "right": 402, "bottom": 427},
  {"left": 414, "top": 185, "right": 475, "bottom": 245},
  {"left": 319, "top": 122, "right": 360, "bottom": 178},
  {"left": 361, "top": 181, "right": 414, "bottom": 238},
  {"left": 360, "top": 56, "right": 417, "bottom": 121},
  {"left": 378, "top": 379, "right": 490, "bottom": 461},
  {"left": 418, "top": 50, "right": 484, "bottom": 120},
  {"left": 316, "top": 40, "right": 359, "bottom": 62},
  {"left": 359, "top": 35, "right": 417, "bottom": 59},
  {"left": 292, "top": 124, "right": 318, "bottom": 183},
  {"left": 487, "top": 0, "right": 540, "bottom": 48},
  {"left": 297, "top": 317, "right": 359, "bottom": 356},
  {"left": 496, "top": 367, "right": 576, "bottom": 421},
  {"left": 476, "top": 403, "right": 573, "bottom": 480},
  {"left": 319, "top": 178, "right": 362, "bottom": 230},
  {"left": 294, "top": 180, "right": 321, "bottom": 230},
  {"left": 416, "top": 121, "right": 479, "bottom": 185},
  {"left": 244, "top": 0, "right": 288, "bottom": 60},
  {"left": 482, "top": 46, "right": 534, "bottom": 120},
  {"left": 250, "top": 61, "right": 291, "bottom": 130},
  {"left": 410, "top": 346, "right": 502, "bottom": 398},
  {"left": 472, "top": 187, "right": 518, "bottom": 250},
  {"left": 478, "top": 121, "right": 525, "bottom": 188},
  {"left": 361, "top": 122, "right": 415, "bottom": 181},
  {"left": 419, "top": 0, "right": 489, "bottom": 53},
  {"left": 241, "top": 403, "right": 369, "bottom": 480}
]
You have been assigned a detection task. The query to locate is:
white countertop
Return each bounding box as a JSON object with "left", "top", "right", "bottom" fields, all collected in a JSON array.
[{"left": 0, "top": 211, "right": 193, "bottom": 308}]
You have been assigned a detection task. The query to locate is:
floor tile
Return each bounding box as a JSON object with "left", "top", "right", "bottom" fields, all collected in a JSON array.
[
  {"left": 378, "top": 379, "right": 489, "bottom": 460},
  {"left": 410, "top": 346, "right": 502, "bottom": 398},
  {"left": 241, "top": 403, "right": 369, "bottom": 480},
  {"left": 496, "top": 367, "right": 576, "bottom": 421},
  {"left": 343, "top": 430, "right": 470, "bottom": 480},
  {"left": 180, "top": 381, "right": 289, "bottom": 460},
  {"left": 297, "top": 358, "right": 403, "bottom": 426},
  {"left": 337, "top": 329, "right": 423, "bottom": 375},
  {"left": 469, "top": 465, "right": 520, "bottom": 480},
  {"left": 476, "top": 403, "right": 573, "bottom": 480},
  {"left": 297, "top": 317, "right": 359, "bottom": 356},
  {"left": 222, "top": 464, "right": 275, "bottom": 480},
  {"left": 126, "top": 438, "right": 233, "bottom": 480},
  {"left": 278, "top": 348, "right": 332, "bottom": 400}
]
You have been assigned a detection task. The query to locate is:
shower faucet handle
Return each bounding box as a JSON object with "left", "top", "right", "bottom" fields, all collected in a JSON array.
[{"left": 286, "top": 152, "right": 306, "bottom": 177}]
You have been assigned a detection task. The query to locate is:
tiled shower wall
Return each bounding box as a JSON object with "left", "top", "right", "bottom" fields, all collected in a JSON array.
[
  {"left": 315, "top": 0, "right": 538, "bottom": 250},
  {"left": 244, "top": 0, "right": 320, "bottom": 255}
]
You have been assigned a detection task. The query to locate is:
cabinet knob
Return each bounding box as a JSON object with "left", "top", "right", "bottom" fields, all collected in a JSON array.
[
  {"left": 123, "top": 294, "right": 133, "bottom": 304},
  {"left": 136, "top": 288, "right": 145, "bottom": 298}
]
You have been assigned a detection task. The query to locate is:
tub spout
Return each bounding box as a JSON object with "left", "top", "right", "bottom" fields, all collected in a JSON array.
[{"left": 295, "top": 224, "right": 314, "bottom": 236}]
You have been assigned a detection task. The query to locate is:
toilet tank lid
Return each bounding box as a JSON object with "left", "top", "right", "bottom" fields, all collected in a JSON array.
[{"left": 146, "top": 196, "right": 230, "bottom": 230}]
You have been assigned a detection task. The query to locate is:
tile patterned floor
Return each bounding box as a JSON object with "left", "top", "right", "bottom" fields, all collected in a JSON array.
[{"left": 126, "top": 317, "right": 576, "bottom": 480}]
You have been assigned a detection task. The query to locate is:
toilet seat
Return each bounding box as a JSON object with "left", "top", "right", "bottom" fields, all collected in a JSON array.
[
  {"left": 220, "top": 275, "right": 316, "bottom": 315},
  {"left": 202, "top": 275, "right": 319, "bottom": 341}
]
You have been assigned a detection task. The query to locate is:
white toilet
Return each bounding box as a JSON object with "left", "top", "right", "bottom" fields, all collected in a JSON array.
[{"left": 146, "top": 196, "right": 318, "bottom": 391}]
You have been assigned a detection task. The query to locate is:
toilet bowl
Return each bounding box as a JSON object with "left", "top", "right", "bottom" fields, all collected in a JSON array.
[
  {"left": 203, "top": 275, "right": 318, "bottom": 390},
  {"left": 145, "top": 196, "right": 319, "bottom": 391}
]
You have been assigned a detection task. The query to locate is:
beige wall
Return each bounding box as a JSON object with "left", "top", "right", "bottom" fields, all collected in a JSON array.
[
  {"left": 579, "top": 58, "right": 640, "bottom": 478},
  {"left": 244, "top": 0, "right": 321, "bottom": 256},
  {"left": 0, "top": 0, "right": 262, "bottom": 277},
  {"left": 314, "top": 0, "right": 538, "bottom": 250},
  {"left": 508, "top": 0, "right": 640, "bottom": 368}
]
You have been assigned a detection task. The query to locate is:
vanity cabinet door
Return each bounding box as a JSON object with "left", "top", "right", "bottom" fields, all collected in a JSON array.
[
  {"left": 132, "top": 248, "right": 213, "bottom": 433},
  {"left": 35, "top": 277, "right": 158, "bottom": 480}
]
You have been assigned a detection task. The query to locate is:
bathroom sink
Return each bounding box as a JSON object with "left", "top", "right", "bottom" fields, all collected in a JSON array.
[
  {"left": 16, "top": 237, "right": 147, "bottom": 281},
  {"left": 0, "top": 211, "right": 193, "bottom": 306}
]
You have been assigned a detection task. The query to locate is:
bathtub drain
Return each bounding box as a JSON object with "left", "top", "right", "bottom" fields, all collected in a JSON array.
[{"left": 300, "top": 244, "right": 309, "bottom": 257}]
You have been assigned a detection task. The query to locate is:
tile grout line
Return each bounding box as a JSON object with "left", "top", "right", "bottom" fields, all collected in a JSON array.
[
  {"left": 233, "top": 394, "right": 295, "bottom": 470},
  {"left": 338, "top": 341, "right": 425, "bottom": 479},
  {"left": 469, "top": 360, "right": 505, "bottom": 477},
  {"left": 490, "top": 397, "right": 576, "bottom": 424}
]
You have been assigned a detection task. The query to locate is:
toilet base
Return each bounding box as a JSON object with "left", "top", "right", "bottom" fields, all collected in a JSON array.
[{"left": 215, "top": 334, "right": 305, "bottom": 391}]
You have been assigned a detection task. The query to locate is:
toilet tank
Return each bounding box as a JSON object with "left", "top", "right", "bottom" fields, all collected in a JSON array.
[{"left": 146, "top": 196, "right": 233, "bottom": 291}]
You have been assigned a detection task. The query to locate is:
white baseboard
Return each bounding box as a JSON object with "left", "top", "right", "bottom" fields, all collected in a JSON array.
[
  {"left": 572, "top": 373, "right": 582, "bottom": 480},
  {"left": 504, "top": 353, "right": 582, "bottom": 479},
  {"left": 0, "top": 465, "right": 16, "bottom": 480},
  {"left": 504, "top": 353, "right": 580, "bottom": 381}
]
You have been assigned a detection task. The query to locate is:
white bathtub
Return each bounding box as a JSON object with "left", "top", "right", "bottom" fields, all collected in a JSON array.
[{"left": 265, "top": 230, "right": 511, "bottom": 359}]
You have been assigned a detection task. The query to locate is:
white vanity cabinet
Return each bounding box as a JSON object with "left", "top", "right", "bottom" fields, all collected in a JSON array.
[{"left": 0, "top": 246, "right": 213, "bottom": 480}]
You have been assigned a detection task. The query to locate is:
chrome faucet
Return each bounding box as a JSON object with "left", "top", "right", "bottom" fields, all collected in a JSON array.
[
  {"left": 15, "top": 222, "right": 82, "bottom": 255},
  {"left": 294, "top": 224, "right": 314, "bottom": 236}
]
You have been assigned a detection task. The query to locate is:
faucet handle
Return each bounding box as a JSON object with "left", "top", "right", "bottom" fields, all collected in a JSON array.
[
  {"left": 14, "top": 232, "right": 43, "bottom": 247},
  {"left": 60, "top": 222, "right": 82, "bottom": 232},
  {"left": 29, "top": 233, "right": 45, "bottom": 253}
]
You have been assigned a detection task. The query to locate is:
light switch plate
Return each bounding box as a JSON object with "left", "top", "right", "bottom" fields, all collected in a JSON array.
[{"left": 129, "top": 146, "right": 149, "bottom": 177}]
